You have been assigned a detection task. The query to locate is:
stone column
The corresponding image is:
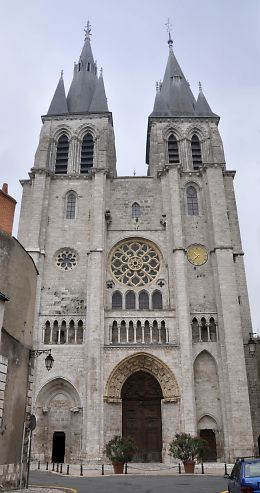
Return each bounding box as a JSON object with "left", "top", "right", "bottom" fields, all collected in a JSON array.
[
  {"left": 83, "top": 170, "right": 106, "bottom": 461},
  {"left": 161, "top": 167, "right": 196, "bottom": 435}
]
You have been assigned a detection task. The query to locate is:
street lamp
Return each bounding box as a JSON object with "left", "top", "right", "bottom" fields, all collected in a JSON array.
[
  {"left": 29, "top": 349, "right": 54, "bottom": 370},
  {"left": 247, "top": 333, "right": 257, "bottom": 357}
]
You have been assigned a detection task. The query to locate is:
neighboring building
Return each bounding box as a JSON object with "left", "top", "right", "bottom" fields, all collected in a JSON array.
[
  {"left": 17, "top": 27, "right": 255, "bottom": 463},
  {"left": 0, "top": 184, "right": 38, "bottom": 487}
]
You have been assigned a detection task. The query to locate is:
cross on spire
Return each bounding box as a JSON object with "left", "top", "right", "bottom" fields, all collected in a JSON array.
[
  {"left": 84, "top": 20, "right": 92, "bottom": 40},
  {"left": 165, "top": 18, "right": 173, "bottom": 52}
]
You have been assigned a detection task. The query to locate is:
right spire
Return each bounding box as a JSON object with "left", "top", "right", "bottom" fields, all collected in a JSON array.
[{"left": 150, "top": 29, "right": 218, "bottom": 118}]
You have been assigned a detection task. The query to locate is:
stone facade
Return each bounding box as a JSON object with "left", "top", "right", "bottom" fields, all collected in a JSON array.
[
  {"left": 17, "top": 33, "right": 255, "bottom": 463},
  {"left": 0, "top": 229, "right": 38, "bottom": 488}
]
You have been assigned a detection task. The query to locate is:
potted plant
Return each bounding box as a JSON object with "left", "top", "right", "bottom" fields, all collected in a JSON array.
[
  {"left": 169, "top": 433, "right": 208, "bottom": 473},
  {"left": 105, "top": 435, "right": 137, "bottom": 474}
]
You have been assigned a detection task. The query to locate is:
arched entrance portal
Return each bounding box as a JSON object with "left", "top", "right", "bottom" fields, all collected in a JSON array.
[
  {"left": 52, "top": 431, "right": 65, "bottom": 463},
  {"left": 122, "top": 371, "right": 163, "bottom": 462}
]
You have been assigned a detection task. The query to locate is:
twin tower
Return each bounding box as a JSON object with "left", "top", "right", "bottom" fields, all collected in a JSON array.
[{"left": 18, "top": 28, "right": 255, "bottom": 463}]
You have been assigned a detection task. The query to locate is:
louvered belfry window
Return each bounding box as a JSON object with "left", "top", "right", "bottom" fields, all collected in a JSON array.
[
  {"left": 55, "top": 134, "right": 69, "bottom": 174},
  {"left": 191, "top": 134, "right": 202, "bottom": 169},
  {"left": 168, "top": 134, "right": 179, "bottom": 163},
  {"left": 80, "top": 133, "right": 94, "bottom": 173}
]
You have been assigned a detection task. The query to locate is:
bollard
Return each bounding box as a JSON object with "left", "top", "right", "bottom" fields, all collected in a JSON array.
[
  {"left": 38, "top": 461, "right": 40, "bottom": 470},
  {"left": 52, "top": 462, "right": 55, "bottom": 471},
  {"left": 201, "top": 463, "right": 204, "bottom": 474},
  {"left": 46, "top": 462, "right": 49, "bottom": 471},
  {"left": 125, "top": 463, "right": 128, "bottom": 474},
  {"left": 101, "top": 464, "right": 104, "bottom": 476},
  {"left": 224, "top": 463, "right": 228, "bottom": 476},
  {"left": 60, "top": 463, "right": 63, "bottom": 474},
  {"left": 56, "top": 463, "right": 59, "bottom": 473},
  {"left": 67, "top": 464, "right": 69, "bottom": 475},
  {"left": 80, "top": 463, "right": 83, "bottom": 476},
  {"left": 178, "top": 463, "right": 181, "bottom": 474}
]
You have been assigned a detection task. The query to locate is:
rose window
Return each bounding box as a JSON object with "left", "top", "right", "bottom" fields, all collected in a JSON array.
[
  {"left": 55, "top": 249, "right": 78, "bottom": 271},
  {"left": 110, "top": 239, "right": 161, "bottom": 286}
]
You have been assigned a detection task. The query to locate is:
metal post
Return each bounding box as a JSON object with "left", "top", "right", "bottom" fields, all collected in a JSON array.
[
  {"left": 60, "top": 463, "right": 63, "bottom": 474},
  {"left": 52, "top": 462, "right": 55, "bottom": 471},
  {"left": 125, "top": 463, "right": 128, "bottom": 474},
  {"left": 46, "top": 462, "right": 49, "bottom": 470},
  {"left": 56, "top": 463, "right": 59, "bottom": 472},
  {"left": 101, "top": 464, "right": 104, "bottom": 475},
  {"left": 224, "top": 463, "right": 228, "bottom": 475},
  {"left": 66, "top": 465, "right": 69, "bottom": 475},
  {"left": 19, "top": 422, "right": 26, "bottom": 489},
  {"left": 201, "top": 463, "right": 204, "bottom": 474},
  {"left": 25, "top": 429, "right": 32, "bottom": 488},
  {"left": 38, "top": 461, "right": 40, "bottom": 470},
  {"left": 80, "top": 463, "right": 83, "bottom": 476},
  {"left": 178, "top": 463, "right": 181, "bottom": 474}
]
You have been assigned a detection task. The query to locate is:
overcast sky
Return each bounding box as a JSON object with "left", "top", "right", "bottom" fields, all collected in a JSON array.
[{"left": 0, "top": 0, "right": 259, "bottom": 333}]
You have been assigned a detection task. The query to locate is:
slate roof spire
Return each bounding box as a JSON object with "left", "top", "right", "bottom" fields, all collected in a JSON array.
[
  {"left": 195, "top": 81, "right": 219, "bottom": 117},
  {"left": 47, "top": 71, "right": 68, "bottom": 115},
  {"left": 150, "top": 34, "right": 196, "bottom": 117}
]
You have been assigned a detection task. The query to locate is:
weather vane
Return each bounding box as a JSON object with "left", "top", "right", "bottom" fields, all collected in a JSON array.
[
  {"left": 84, "top": 20, "right": 92, "bottom": 40},
  {"left": 165, "top": 18, "right": 173, "bottom": 51}
]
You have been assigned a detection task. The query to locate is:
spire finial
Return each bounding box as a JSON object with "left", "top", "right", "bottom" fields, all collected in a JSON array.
[
  {"left": 84, "top": 20, "right": 92, "bottom": 40},
  {"left": 165, "top": 18, "right": 173, "bottom": 52},
  {"left": 60, "top": 69, "right": 64, "bottom": 79},
  {"left": 199, "top": 81, "right": 202, "bottom": 92},
  {"left": 100, "top": 67, "right": 103, "bottom": 77}
]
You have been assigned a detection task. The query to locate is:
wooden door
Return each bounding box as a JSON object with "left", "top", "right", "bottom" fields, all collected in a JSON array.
[
  {"left": 122, "top": 371, "right": 163, "bottom": 462},
  {"left": 200, "top": 429, "right": 217, "bottom": 461}
]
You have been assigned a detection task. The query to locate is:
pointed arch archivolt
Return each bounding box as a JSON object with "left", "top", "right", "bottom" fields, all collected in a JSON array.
[{"left": 104, "top": 352, "right": 180, "bottom": 402}]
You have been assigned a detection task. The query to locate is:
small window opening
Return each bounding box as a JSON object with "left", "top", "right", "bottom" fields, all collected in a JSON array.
[
  {"left": 125, "top": 291, "right": 136, "bottom": 310},
  {"left": 112, "top": 291, "right": 122, "bottom": 310},
  {"left": 139, "top": 290, "right": 149, "bottom": 310},
  {"left": 187, "top": 186, "right": 199, "bottom": 216},
  {"left": 132, "top": 202, "right": 141, "bottom": 219},
  {"left": 152, "top": 291, "right": 163, "bottom": 310},
  {"left": 66, "top": 192, "right": 76, "bottom": 219}
]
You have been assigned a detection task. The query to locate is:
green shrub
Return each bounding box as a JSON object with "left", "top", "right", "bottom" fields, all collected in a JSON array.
[
  {"left": 105, "top": 435, "right": 137, "bottom": 464},
  {"left": 169, "top": 433, "right": 208, "bottom": 462}
]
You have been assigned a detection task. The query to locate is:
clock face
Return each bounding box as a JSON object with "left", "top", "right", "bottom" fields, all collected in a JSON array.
[{"left": 186, "top": 244, "right": 208, "bottom": 266}]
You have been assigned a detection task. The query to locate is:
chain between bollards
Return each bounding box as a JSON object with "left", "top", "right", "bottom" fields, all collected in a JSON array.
[{"left": 178, "top": 463, "right": 181, "bottom": 474}]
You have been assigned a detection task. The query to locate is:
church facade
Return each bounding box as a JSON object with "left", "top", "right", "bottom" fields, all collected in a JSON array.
[{"left": 18, "top": 28, "right": 255, "bottom": 463}]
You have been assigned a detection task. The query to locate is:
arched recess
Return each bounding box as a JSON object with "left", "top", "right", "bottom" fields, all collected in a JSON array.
[
  {"left": 36, "top": 377, "right": 82, "bottom": 408},
  {"left": 33, "top": 378, "right": 82, "bottom": 463},
  {"left": 104, "top": 352, "right": 180, "bottom": 402},
  {"left": 194, "top": 351, "right": 222, "bottom": 460}
]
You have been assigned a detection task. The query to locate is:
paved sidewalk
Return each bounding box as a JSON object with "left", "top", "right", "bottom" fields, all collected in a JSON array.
[{"left": 30, "top": 461, "right": 233, "bottom": 477}]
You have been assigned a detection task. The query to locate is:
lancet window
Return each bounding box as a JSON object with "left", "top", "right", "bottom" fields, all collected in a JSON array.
[
  {"left": 66, "top": 192, "right": 77, "bottom": 219},
  {"left": 187, "top": 186, "right": 199, "bottom": 216}
]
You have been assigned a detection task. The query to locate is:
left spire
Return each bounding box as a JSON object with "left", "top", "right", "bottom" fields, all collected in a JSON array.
[{"left": 47, "top": 70, "right": 68, "bottom": 115}]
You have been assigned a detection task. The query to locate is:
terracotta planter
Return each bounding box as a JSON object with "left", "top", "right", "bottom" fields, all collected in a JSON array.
[
  {"left": 112, "top": 463, "right": 124, "bottom": 474},
  {"left": 183, "top": 460, "right": 195, "bottom": 473}
]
